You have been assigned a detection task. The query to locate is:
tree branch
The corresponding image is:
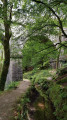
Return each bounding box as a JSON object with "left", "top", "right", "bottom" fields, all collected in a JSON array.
[
  {"left": 9, "top": 4, "right": 13, "bottom": 22},
  {"left": 32, "top": 42, "right": 67, "bottom": 56},
  {"left": 32, "top": 0, "right": 67, "bottom": 38}
]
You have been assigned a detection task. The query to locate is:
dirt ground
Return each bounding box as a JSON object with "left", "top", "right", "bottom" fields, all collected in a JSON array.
[{"left": 0, "top": 79, "right": 30, "bottom": 120}]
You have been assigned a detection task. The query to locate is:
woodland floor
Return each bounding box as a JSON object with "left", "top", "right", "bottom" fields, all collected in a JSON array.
[{"left": 0, "top": 79, "right": 30, "bottom": 120}]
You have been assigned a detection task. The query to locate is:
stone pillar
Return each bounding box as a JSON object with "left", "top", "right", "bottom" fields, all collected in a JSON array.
[{"left": 5, "top": 58, "right": 23, "bottom": 87}]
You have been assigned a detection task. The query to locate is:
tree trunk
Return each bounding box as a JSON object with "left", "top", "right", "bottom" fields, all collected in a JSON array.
[
  {"left": 0, "top": 0, "right": 12, "bottom": 91},
  {"left": 0, "top": 40, "right": 10, "bottom": 91},
  {"left": 56, "top": 31, "right": 61, "bottom": 70},
  {"left": 56, "top": 48, "right": 61, "bottom": 70}
]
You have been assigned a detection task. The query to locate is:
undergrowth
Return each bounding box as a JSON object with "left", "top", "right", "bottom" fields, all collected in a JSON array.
[
  {"left": 23, "top": 68, "right": 67, "bottom": 120},
  {"left": 5, "top": 81, "right": 20, "bottom": 90}
]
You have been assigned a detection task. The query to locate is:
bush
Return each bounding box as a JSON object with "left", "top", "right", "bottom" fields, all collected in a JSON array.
[
  {"left": 23, "top": 69, "right": 67, "bottom": 120},
  {"left": 56, "top": 76, "right": 67, "bottom": 84},
  {"left": 49, "top": 83, "right": 67, "bottom": 120},
  {"left": 57, "top": 67, "right": 67, "bottom": 76}
]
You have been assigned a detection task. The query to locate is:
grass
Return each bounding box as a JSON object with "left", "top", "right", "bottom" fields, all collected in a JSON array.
[
  {"left": 0, "top": 81, "right": 20, "bottom": 96},
  {"left": 13, "top": 87, "right": 32, "bottom": 120},
  {"left": 0, "top": 91, "right": 3, "bottom": 95},
  {"left": 5, "top": 81, "right": 20, "bottom": 90}
]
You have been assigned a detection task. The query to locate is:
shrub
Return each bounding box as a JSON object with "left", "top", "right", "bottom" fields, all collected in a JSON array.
[
  {"left": 57, "top": 67, "right": 67, "bottom": 76},
  {"left": 49, "top": 83, "right": 67, "bottom": 120},
  {"left": 56, "top": 76, "right": 67, "bottom": 84}
]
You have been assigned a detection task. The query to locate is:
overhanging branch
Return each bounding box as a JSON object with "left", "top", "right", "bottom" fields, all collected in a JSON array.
[{"left": 32, "top": 0, "right": 67, "bottom": 38}]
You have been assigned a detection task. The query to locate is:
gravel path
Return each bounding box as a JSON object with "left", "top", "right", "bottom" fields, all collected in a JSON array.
[{"left": 0, "top": 79, "right": 30, "bottom": 120}]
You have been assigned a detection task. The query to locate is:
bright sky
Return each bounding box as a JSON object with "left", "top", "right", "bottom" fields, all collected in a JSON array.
[{"left": 0, "top": 0, "right": 3, "bottom": 4}]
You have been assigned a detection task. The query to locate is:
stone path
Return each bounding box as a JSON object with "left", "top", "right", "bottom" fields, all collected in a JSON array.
[{"left": 0, "top": 79, "right": 30, "bottom": 120}]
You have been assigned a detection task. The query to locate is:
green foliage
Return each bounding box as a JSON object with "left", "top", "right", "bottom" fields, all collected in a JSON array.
[
  {"left": 20, "top": 97, "right": 30, "bottom": 120},
  {"left": 57, "top": 67, "right": 67, "bottom": 76},
  {"left": 56, "top": 77, "right": 67, "bottom": 84},
  {"left": 23, "top": 70, "right": 37, "bottom": 79},
  {"left": 34, "top": 73, "right": 67, "bottom": 120},
  {"left": 0, "top": 91, "right": 3, "bottom": 95},
  {"left": 0, "top": 32, "right": 3, "bottom": 43},
  {"left": 23, "top": 0, "right": 67, "bottom": 37},
  {"left": 49, "top": 84, "right": 67, "bottom": 120},
  {"left": 33, "top": 70, "right": 52, "bottom": 83},
  {"left": 6, "top": 81, "right": 19, "bottom": 90},
  {"left": 22, "top": 37, "right": 57, "bottom": 71},
  {"left": 23, "top": 68, "right": 67, "bottom": 120},
  {"left": 15, "top": 87, "right": 32, "bottom": 120},
  {"left": 21, "top": 97, "right": 30, "bottom": 106},
  {"left": 23, "top": 69, "right": 54, "bottom": 82},
  {"left": 62, "top": 41, "right": 67, "bottom": 55}
]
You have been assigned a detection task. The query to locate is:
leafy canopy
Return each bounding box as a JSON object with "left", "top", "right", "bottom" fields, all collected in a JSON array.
[{"left": 22, "top": 35, "right": 58, "bottom": 70}]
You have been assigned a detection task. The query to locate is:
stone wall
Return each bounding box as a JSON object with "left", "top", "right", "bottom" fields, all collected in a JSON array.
[{"left": 5, "top": 58, "right": 23, "bottom": 87}]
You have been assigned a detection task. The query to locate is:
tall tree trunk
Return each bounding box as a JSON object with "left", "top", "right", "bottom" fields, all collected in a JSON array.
[
  {"left": 0, "top": 0, "right": 12, "bottom": 91},
  {"left": 0, "top": 40, "right": 10, "bottom": 91}
]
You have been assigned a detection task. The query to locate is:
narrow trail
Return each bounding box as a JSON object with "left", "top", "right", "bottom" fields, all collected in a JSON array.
[{"left": 0, "top": 79, "right": 31, "bottom": 120}]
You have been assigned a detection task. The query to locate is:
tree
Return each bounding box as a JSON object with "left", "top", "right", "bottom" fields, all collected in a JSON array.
[
  {"left": 22, "top": 36, "right": 57, "bottom": 71},
  {"left": 32, "top": 0, "right": 67, "bottom": 38},
  {"left": 21, "top": 0, "right": 67, "bottom": 72},
  {"left": 0, "top": 0, "right": 13, "bottom": 90},
  {"left": 0, "top": 0, "right": 24, "bottom": 90}
]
